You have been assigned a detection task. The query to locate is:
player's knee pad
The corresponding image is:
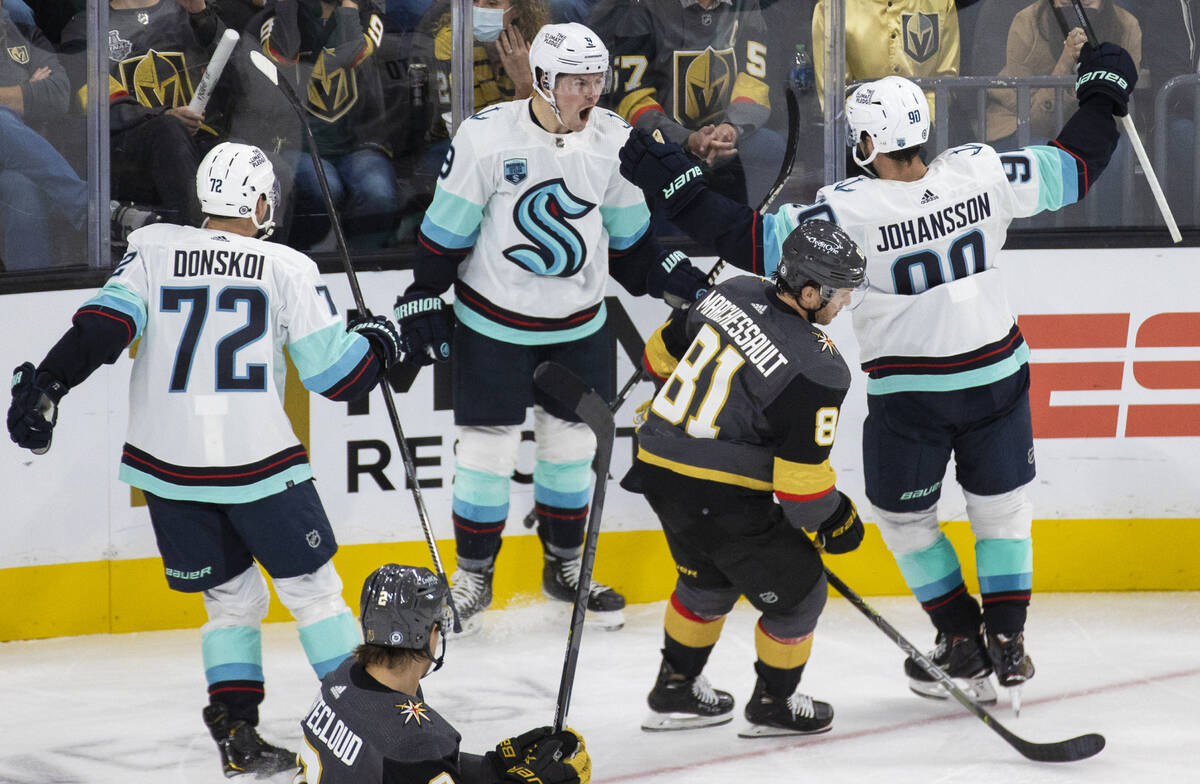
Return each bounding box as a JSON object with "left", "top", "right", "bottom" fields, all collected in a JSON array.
[
  {"left": 455, "top": 425, "right": 522, "bottom": 477},
  {"left": 758, "top": 571, "right": 827, "bottom": 641},
  {"left": 533, "top": 406, "right": 596, "bottom": 464},
  {"left": 964, "top": 485, "right": 1033, "bottom": 540},
  {"left": 673, "top": 579, "right": 740, "bottom": 620},
  {"left": 272, "top": 561, "right": 351, "bottom": 628},
  {"left": 202, "top": 564, "right": 270, "bottom": 631},
  {"left": 873, "top": 504, "right": 941, "bottom": 556}
]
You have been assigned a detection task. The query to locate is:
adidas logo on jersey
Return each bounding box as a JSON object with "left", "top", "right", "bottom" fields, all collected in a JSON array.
[
  {"left": 752, "top": 303, "right": 767, "bottom": 314},
  {"left": 920, "top": 189, "right": 939, "bottom": 204},
  {"left": 331, "top": 685, "right": 347, "bottom": 699}
]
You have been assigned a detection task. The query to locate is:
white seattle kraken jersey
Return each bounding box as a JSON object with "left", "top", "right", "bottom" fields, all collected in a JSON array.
[
  {"left": 419, "top": 99, "right": 652, "bottom": 345},
  {"left": 84, "top": 223, "right": 368, "bottom": 502},
  {"left": 763, "top": 143, "right": 1080, "bottom": 394}
]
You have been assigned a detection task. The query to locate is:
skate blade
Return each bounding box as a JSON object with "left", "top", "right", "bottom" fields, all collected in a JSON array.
[
  {"left": 641, "top": 711, "right": 733, "bottom": 732},
  {"left": 1008, "top": 684, "right": 1024, "bottom": 717},
  {"left": 584, "top": 608, "right": 625, "bottom": 631},
  {"left": 444, "top": 614, "right": 484, "bottom": 638},
  {"left": 908, "top": 675, "right": 997, "bottom": 705},
  {"left": 737, "top": 722, "right": 833, "bottom": 738}
]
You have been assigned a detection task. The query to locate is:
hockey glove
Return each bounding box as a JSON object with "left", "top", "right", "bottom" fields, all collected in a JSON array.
[
  {"left": 490, "top": 727, "right": 590, "bottom": 784},
  {"left": 814, "top": 492, "right": 864, "bottom": 555},
  {"left": 1075, "top": 42, "right": 1137, "bottom": 117},
  {"left": 8, "top": 362, "right": 67, "bottom": 455},
  {"left": 619, "top": 128, "right": 706, "bottom": 215},
  {"left": 348, "top": 314, "right": 403, "bottom": 372},
  {"left": 394, "top": 293, "right": 454, "bottom": 366},
  {"left": 647, "top": 250, "right": 709, "bottom": 310}
]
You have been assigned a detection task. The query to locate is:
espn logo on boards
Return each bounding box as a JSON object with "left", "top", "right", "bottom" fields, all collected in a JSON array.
[{"left": 1022, "top": 313, "right": 1200, "bottom": 438}]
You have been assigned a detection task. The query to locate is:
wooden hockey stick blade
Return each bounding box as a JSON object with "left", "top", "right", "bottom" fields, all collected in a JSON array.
[
  {"left": 248, "top": 49, "right": 279, "bottom": 86},
  {"left": 824, "top": 568, "right": 1105, "bottom": 763}
]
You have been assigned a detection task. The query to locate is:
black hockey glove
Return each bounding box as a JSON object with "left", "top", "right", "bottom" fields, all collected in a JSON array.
[
  {"left": 619, "top": 127, "right": 706, "bottom": 215},
  {"left": 815, "top": 492, "right": 864, "bottom": 555},
  {"left": 1075, "top": 42, "right": 1137, "bottom": 117},
  {"left": 8, "top": 362, "right": 67, "bottom": 455},
  {"left": 348, "top": 314, "right": 403, "bottom": 371},
  {"left": 488, "top": 727, "right": 591, "bottom": 784},
  {"left": 647, "top": 250, "right": 709, "bottom": 310},
  {"left": 394, "top": 293, "right": 454, "bottom": 366}
]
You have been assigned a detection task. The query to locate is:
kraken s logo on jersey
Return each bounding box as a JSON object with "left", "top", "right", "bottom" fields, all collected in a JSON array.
[
  {"left": 118, "top": 49, "right": 193, "bottom": 108},
  {"left": 503, "top": 179, "right": 596, "bottom": 277},
  {"left": 902, "top": 13, "right": 940, "bottom": 63},
  {"left": 673, "top": 46, "right": 735, "bottom": 126}
]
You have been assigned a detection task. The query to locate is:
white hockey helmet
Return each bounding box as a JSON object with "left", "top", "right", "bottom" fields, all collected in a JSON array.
[
  {"left": 197, "top": 142, "right": 280, "bottom": 237},
  {"left": 845, "top": 76, "right": 930, "bottom": 169},
  {"left": 528, "top": 22, "right": 609, "bottom": 122}
]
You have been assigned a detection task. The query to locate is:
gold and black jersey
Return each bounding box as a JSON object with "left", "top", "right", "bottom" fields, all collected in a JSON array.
[
  {"left": 598, "top": 0, "right": 770, "bottom": 145},
  {"left": 638, "top": 275, "right": 852, "bottom": 528}
]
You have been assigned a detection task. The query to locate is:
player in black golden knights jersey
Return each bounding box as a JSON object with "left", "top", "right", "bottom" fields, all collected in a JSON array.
[
  {"left": 297, "top": 563, "right": 592, "bottom": 784},
  {"left": 628, "top": 221, "right": 868, "bottom": 737},
  {"left": 60, "top": 0, "right": 230, "bottom": 225}
]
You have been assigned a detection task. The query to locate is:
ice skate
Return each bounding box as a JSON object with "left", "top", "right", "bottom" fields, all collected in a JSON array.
[
  {"left": 447, "top": 565, "right": 493, "bottom": 638},
  {"left": 203, "top": 703, "right": 298, "bottom": 779},
  {"left": 738, "top": 678, "right": 833, "bottom": 737},
  {"left": 642, "top": 659, "right": 734, "bottom": 731},
  {"left": 904, "top": 629, "right": 997, "bottom": 705},
  {"left": 543, "top": 551, "right": 626, "bottom": 630},
  {"left": 987, "top": 630, "right": 1035, "bottom": 715}
]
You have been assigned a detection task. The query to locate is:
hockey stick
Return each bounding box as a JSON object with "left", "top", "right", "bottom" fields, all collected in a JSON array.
[
  {"left": 248, "top": 50, "right": 460, "bottom": 630},
  {"left": 532, "top": 361, "right": 616, "bottom": 732},
  {"left": 705, "top": 85, "right": 800, "bottom": 285},
  {"left": 522, "top": 364, "right": 643, "bottom": 529},
  {"left": 1057, "top": 0, "right": 1181, "bottom": 243},
  {"left": 823, "top": 567, "right": 1105, "bottom": 763}
]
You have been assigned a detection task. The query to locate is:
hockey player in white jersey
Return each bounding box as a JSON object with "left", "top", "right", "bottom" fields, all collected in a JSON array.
[
  {"left": 7, "top": 142, "right": 404, "bottom": 778},
  {"left": 620, "top": 43, "right": 1137, "bottom": 706},
  {"left": 394, "top": 22, "right": 712, "bottom": 636}
]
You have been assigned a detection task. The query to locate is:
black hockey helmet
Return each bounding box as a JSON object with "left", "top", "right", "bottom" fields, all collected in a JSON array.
[
  {"left": 360, "top": 564, "right": 449, "bottom": 651},
  {"left": 776, "top": 219, "right": 867, "bottom": 297}
]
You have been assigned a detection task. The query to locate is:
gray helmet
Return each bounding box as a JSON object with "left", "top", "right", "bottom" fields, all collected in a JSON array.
[
  {"left": 776, "top": 219, "right": 867, "bottom": 295},
  {"left": 360, "top": 564, "right": 448, "bottom": 650}
]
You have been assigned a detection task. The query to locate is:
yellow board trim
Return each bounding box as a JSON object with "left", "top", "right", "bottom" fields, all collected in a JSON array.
[
  {"left": 3, "top": 518, "right": 1200, "bottom": 641},
  {"left": 637, "top": 446, "right": 773, "bottom": 491}
]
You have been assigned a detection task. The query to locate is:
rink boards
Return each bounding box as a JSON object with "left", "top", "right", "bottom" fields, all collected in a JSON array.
[{"left": 2, "top": 247, "right": 1198, "bottom": 641}]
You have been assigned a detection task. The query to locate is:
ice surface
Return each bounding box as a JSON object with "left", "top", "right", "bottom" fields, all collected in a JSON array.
[{"left": 2, "top": 592, "right": 1198, "bottom": 782}]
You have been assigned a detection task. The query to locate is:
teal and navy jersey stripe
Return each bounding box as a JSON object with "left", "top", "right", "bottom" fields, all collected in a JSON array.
[
  {"left": 316, "top": 350, "right": 379, "bottom": 402},
  {"left": 121, "top": 443, "right": 309, "bottom": 488},
  {"left": 862, "top": 324, "right": 1029, "bottom": 394},
  {"left": 453, "top": 279, "right": 604, "bottom": 335}
]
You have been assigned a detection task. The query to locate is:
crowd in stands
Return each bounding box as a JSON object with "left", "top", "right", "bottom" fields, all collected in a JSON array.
[{"left": 0, "top": 0, "right": 1195, "bottom": 273}]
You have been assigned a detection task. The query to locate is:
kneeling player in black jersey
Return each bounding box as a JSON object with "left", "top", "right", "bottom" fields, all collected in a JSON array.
[
  {"left": 297, "top": 563, "right": 591, "bottom": 783},
  {"left": 629, "top": 221, "right": 869, "bottom": 737}
]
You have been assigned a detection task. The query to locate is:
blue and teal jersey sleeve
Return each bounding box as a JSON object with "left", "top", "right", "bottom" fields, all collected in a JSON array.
[
  {"left": 283, "top": 260, "right": 380, "bottom": 402},
  {"left": 762, "top": 200, "right": 843, "bottom": 278},
  {"left": 36, "top": 244, "right": 150, "bottom": 389},
  {"left": 1000, "top": 145, "right": 1082, "bottom": 218}
]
